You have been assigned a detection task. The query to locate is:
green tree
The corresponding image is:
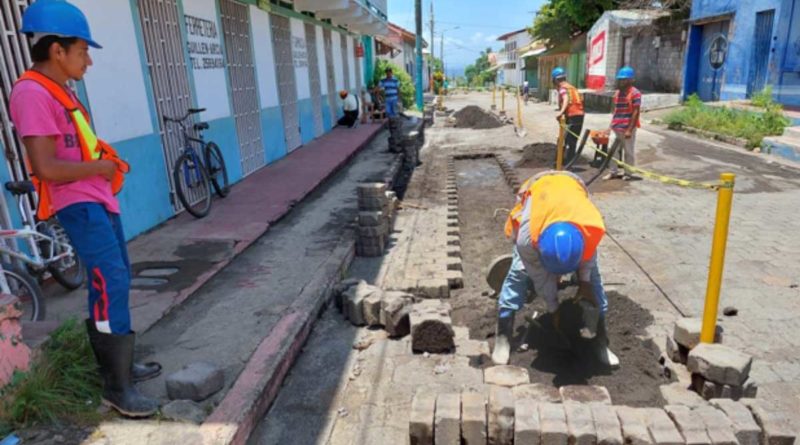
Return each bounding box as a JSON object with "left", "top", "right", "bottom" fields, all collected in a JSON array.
[
  {"left": 531, "top": 0, "right": 619, "bottom": 43},
  {"left": 464, "top": 47, "right": 495, "bottom": 87}
]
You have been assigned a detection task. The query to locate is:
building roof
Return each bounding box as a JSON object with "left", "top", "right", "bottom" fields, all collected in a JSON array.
[
  {"left": 388, "top": 22, "right": 428, "bottom": 47},
  {"left": 592, "top": 9, "right": 672, "bottom": 31},
  {"left": 496, "top": 28, "right": 529, "bottom": 41}
]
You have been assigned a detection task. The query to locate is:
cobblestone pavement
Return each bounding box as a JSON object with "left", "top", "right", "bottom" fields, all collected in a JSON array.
[{"left": 453, "top": 92, "right": 800, "bottom": 420}]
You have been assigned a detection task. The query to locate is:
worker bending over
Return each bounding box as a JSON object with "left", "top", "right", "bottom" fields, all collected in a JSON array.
[{"left": 493, "top": 170, "right": 619, "bottom": 368}]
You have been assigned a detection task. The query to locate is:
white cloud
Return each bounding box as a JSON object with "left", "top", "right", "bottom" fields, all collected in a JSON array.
[
  {"left": 485, "top": 34, "right": 498, "bottom": 43},
  {"left": 470, "top": 32, "right": 484, "bottom": 43}
]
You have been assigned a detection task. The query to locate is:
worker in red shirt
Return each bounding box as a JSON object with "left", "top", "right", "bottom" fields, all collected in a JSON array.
[
  {"left": 10, "top": 0, "right": 158, "bottom": 417},
  {"left": 605, "top": 66, "right": 641, "bottom": 180}
]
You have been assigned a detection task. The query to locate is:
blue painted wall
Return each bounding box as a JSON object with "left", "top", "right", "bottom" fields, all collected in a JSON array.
[
  {"left": 684, "top": 0, "right": 800, "bottom": 105},
  {"left": 297, "top": 98, "right": 316, "bottom": 144},
  {"left": 321, "top": 95, "right": 333, "bottom": 131},
  {"left": 261, "top": 106, "right": 287, "bottom": 164},
  {"left": 203, "top": 116, "right": 243, "bottom": 184}
]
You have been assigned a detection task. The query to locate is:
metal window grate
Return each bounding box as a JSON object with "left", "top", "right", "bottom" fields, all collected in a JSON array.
[
  {"left": 270, "top": 14, "right": 300, "bottom": 151},
  {"left": 340, "top": 31, "right": 350, "bottom": 91},
  {"left": 304, "top": 23, "right": 323, "bottom": 137},
  {"left": 322, "top": 28, "right": 337, "bottom": 122},
  {"left": 220, "top": 0, "right": 265, "bottom": 176}
]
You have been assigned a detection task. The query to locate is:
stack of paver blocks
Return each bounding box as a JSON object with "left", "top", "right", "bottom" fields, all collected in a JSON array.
[
  {"left": 666, "top": 317, "right": 757, "bottom": 401},
  {"left": 409, "top": 381, "right": 797, "bottom": 444},
  {"left": 356, "top": 183, "right": 398, "bottom": 257}
]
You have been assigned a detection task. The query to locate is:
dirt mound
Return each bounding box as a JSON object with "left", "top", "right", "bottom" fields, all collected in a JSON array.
[
  {"left": 516, "top": 143, "right": 557, "bottom": 168},
  {"left": 453, "top": 106, "right": 504, "bottom": 129}
]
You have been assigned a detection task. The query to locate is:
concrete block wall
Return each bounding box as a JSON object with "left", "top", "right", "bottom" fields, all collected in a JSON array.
[{"left": 629, "top": 18, "right": 686, "bottom": 93}]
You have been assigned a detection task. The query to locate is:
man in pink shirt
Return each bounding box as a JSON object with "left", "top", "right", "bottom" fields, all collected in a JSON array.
[{"left": 10, "top": 0, "right": 158, "bottom": 417}]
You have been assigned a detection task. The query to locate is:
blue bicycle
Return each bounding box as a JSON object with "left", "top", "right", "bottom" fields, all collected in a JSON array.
[{"left": 163, "top": 108, "right": 229, "bottom": 218}]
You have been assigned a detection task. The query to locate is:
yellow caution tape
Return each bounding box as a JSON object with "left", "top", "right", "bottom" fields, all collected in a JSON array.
[{"left": 560, "top": 124, "right": 729, "bottom": 191}]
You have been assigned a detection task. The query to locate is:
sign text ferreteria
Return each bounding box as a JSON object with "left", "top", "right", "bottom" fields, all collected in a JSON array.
[
  {"left": 292, "top": 37, "right": 308, "bottom": 68},
  {"left": 185, "top": 14, "right": 225, "bottom": 70}
]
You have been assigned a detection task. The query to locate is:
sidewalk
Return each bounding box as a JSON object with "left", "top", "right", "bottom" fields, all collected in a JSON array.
[{"left": 25, "top": 123, "right": 384, "bottom": 340}]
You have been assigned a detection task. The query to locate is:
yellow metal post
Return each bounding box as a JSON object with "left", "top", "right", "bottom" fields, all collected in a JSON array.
[
  {"left": 492, "top": 87, "right": 496, "bottom": 107},
  {"left": 700, "top": 173, "right": 736, "bottom": 344},
  {"left": 555, "top": 117, "right": 565, "bottom": 170},
  {"left": 516, "top": 90, "right": 523, "bottom": 128},
  {"left": 501, "top": 89, "right": 505, "bottom": 112}
]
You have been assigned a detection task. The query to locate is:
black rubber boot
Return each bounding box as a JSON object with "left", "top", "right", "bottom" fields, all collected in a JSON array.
[
  {"left": 595, "top": 317, "right": 620, "bottom": 368},
  {"left": 491, "top": 315, "right": 514, "bottom": 365},
  {"left": 86, "top": 320, "right": 161, "bottom": 382},
  {"left": 86, "top": 324, "right": 159, "bottom": 417}
]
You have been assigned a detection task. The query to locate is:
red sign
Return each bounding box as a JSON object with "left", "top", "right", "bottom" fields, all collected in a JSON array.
[
  {"left": 356, "top": 43, "right": 364, "bottom": 58},
  {"left": 589, "top": 30, "right": 606, "bottom": 67}
]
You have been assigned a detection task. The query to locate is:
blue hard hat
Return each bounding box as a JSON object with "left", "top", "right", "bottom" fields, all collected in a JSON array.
[
  {"left": 616, "top": 66, "right": 635, "bottom": 80},
  {"left": 21, "top": 0, "right": 101, "bottom": 49},
  {"left": 551, "top": 67, "right": 566, "bottom": 79},
  {"left": 538, "top": 222, "right": 585, "bottom": 275}
]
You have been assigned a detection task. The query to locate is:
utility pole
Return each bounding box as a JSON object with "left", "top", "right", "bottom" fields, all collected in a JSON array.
[
  {"left": 440, "top": 32, "right": 444, "bottom": 74},
  {"left": 415, "top": 0, "right": 424, "bottom": 109},
  {"left": 430, "top": 1, "right": 434, "bottom": 62}
]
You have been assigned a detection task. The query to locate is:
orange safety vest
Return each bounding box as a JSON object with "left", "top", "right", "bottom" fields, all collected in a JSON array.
[
  {"left": 504, "top": 173, "right": 605, "bottom": 261},
  {"left": 15, "top": 70, "right": 129, "bottom": 220},
  {"left": 560, "top": 82, "right": 584, "bottom": 117}
]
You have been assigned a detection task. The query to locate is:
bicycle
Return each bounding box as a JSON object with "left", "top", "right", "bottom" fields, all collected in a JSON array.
[
  {"left": 163, "top": 108, "right": 229, "bottom": 218},
  {"left": 0, "top": 180, "right": 88, "bottom": 320}
]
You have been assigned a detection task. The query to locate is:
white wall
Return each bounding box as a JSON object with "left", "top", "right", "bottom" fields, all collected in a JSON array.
[
  {"left": 315, "top": 25, "right": 328, "bottom": 95},
  {"left": 73, "top": 0, "right": 153, "bottom": 142},
  {"left": 290, "top": 18, "right": 310, "bottom": 100},
  {"left": 347, "top": 35, "right": 356, "bottom": 91},
  {"left": 250, "top": 6, "right": 279, "bottom": 109},
  {"left": 182, "top": 0, "right": 231, "bottom": 121},
  {"left": 332, "top": 31, "right": 344, "bottom": 92}
]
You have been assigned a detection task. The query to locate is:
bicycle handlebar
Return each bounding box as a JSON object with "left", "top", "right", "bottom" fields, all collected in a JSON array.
[{"left": 163, "top": 108, "right": 207, "bottom": 123}]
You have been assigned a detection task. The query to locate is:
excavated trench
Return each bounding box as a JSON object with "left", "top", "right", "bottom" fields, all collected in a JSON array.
[{"left": 448, "top": 155, "right": 668, "bottom": 407}]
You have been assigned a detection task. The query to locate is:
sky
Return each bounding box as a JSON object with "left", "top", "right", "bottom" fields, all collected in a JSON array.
[{"left": 387, "top": 0, "right": 546, "bottom": 76}]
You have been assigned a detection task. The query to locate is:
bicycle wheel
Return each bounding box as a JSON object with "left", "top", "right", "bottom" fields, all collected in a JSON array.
[
  {"left": 42, "top": 220, "right": 86, "bottom": 290},
  {"left": 173, "top": 151, "right": 212, "bottom": 218},
  {"left": 204, "top": 142, "right": 230, "bottom": 198},
  {"left": 2, "top": 263, "right": 45, "bottom": 321}
]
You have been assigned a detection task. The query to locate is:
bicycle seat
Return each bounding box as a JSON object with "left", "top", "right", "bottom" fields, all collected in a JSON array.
[
  {"left": 194, "top": 122, "right": 210, "bottom": 131},
  {"left": 5, "top": 180, "right": 35, "bottom": 196}
]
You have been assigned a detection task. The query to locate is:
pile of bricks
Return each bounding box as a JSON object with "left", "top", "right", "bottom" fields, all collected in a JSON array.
[
  {"left": 356, "top": 183, "right": 398, "bottom": 257},
  {"left": 666, "top": 317, "right": 757, "bottom": 401},
  {"left": 408, "top": 384, "right": 797, "bottom": 445}
]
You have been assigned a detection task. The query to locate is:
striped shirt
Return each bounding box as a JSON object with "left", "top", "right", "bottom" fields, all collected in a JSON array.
[
  {"left": 611, "top": 86, "right": 642, "bottom": 130},
  {"left": 380, "top": 77, "right": 399, "bottom": 99}
]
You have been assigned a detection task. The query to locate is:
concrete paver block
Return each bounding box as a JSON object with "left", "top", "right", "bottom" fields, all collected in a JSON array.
[
  {"left": 687, "top": 343, "right": 753, "bottom": 386},
  {"left": 666, "top": 335, "right": 687, "bottom": 364},
  {"left": 410, "top": 391, "right": 436, "bottom": 445},
  {"left": 659, "top": 383, "right": 708, "bottom": 408},
  {"left": 564, "top": 402, "right": 596, "bottom": 445},
  {"left": 357, "top": 182, "right": 387, "bottom": 198},
  {"left": 488, "top": 385, "right": 514, "bottom": 445},
  {"left": 410, "top": 300, "right": 455, "bottom": 353},
  {"left": 539, "top": 402, "right": 568, "bottom": 445},
  {"left": 417, "top": 278, "right": 450, "bottom": 299},
  {"left": 362, "top": 290, "right": 385, "bottom": 327},
  {"left": 484, "top": 365, "right": 529, "bottom": 387},
  {"left": 741, "top": 399, "right": 797, "bottom": 445},
  {"left": 380, "top": 291, "right": 413, "bottom": 337},
  {"left": 358, "top": 211, "right": 385, "bottom": 226},
  {"left": 166, "top": 362, "right": 225, "bottom": 401},
  {"left": 641, "top": 408, "right": 683, "bottom": 445},
  {"left": 462, "top": 392, "right": 488, "bottom": 445},
  {"left": 343, "top": 281, "right": 381, "bottom": 326},
  {"left": 664, "top": 404, "right": 711, "bottom": 444},
  {"left": 162, "top": 399, "right": 206, "bottom": 424},
  {"left": 615, "top": 406, "right": 653, "bottom": 445},
  {"left": 591, "top": 403, "right": 623, "bottom": 445},
  {"left": 693, "top": 406, "right": 738, "bottom": 445},
  {"left": 513, "top": 383, "right": 562, "bottom": 404},
  {"left": 435, "top": 393, "right": 461, "bottom": 445},
  {"left": 673, "top": 318, "right": 721, "bottom": 349},
  {"left": 514, "top": 398, "right": 541, "bottom": 445},
  {"left": 559, "top": 385, "right": 612, "bottom": 404},
  {"left": 709, "top": 399, "right": 761, "bottom": 445}
]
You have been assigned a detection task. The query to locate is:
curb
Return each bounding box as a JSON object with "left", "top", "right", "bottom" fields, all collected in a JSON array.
[
  {"left": 445, "top": 157, "right": 463, "bottom": 287},
  {"left": 200, "top": 233, "right": 356, "bottom": 445}
]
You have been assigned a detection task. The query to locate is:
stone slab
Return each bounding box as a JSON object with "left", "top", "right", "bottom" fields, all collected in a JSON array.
[
  {"left": 659, "top": 383, "right": 708, "bottom": 408},
  {"left": 362, "top": 290, "right": 384, "bottom": 327},
  {"left": 687, "top": 343, "right": 753, "bottom": 386},
  {"left": 559, "top": 385, "right": 612, "bottom": 404},
  {"left": 591, "top": 403, "right": 623, "bottom": 445},
  {"left": 741, "top": 399, "right": 797, "bottom": 445},
  {"left": 488, "top": 385, "right": 514, "bottom": 445},
  {"left": 409, "top": 391, "right": 436, "bottom": 445},
  {"left": 664, "top": 404, "right": 711, "bottom": 445},
  {"left": 513, "top": 383, "right": 562, "bottom": 404},
  {"left": 673, "top": 318, "right": 722, "bottom": 349},
  {"left": 539, "top": 402, "right": 568, "bottom": 445},
  {"left": 709, "top": 399, "right": 761, "bottom": 445},
  {"left": 462, "top": 392, "right": 488, "bottom": 445},
  {"left": 435, "top": 393, "right": 461, "bottom": 445},
  {"left": 693, "top": 406, "right": 738, "bottom": 445},
  {"left": 564, "top": 402, "right": 596, "bottom": 445},
  {"left": 641, "top": 408, "right": 683, "bottom": 445},
  {"left": 166, "top": 362, "right": 225, "bottom": 401},
  {"left": 410, "top": 300, "right": 455, "bottom": 353},
  {"left": 514, "top": 398, "right": 541, "bottom": 445},
  {"left": 380, "top": 291, "right": 413, "bottom": 337},
  {"left": 162, "top": 400, "right": 206, "bottom": 424},
  {"left": 484, "top": 365, "right": 529, "bottom": 387},
  {"left": 615, "top": 406, "right": 653, "bottom": 445}
]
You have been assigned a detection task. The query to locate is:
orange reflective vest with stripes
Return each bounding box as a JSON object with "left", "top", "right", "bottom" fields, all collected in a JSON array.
[
  {"left": 16, "top": 71, "right": 129, "bottom": 220},
  {"left": 560, "top": 82, "right": 585, "bottom": 117},
  {"left": 504, "top": 172, "right": 605, "bottom": 262}
]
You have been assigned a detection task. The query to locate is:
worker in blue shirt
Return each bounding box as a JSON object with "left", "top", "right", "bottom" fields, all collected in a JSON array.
[{"left": 379, "top": 67, "right": 400, "bottom": 120}]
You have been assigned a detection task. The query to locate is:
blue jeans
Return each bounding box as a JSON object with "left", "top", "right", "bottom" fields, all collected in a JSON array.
[
  {"left": 385, "top": 97, "right": 398, "bottom": 117},
  {"left": 498, "top": 246, "right": 608, "bottom": 319},
  {"left": 57, "top": 203, "right": 131, "bottom": 334}
]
